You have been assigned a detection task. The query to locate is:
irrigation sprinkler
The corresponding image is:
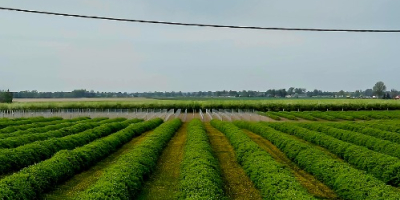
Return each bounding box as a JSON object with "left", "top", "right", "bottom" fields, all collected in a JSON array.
[
  {"left": 184, "top": 109, "right": 188, "bottom": 122},
  {"left": 199, "top": 109, "right": 204, "bottom": 121}
]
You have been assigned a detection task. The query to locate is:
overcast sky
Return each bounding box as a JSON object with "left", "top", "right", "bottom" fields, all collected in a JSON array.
[{"left": 0, "top": 0, "right": 399, "bottom": 92}]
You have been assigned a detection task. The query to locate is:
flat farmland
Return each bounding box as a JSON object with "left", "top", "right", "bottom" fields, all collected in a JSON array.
[{"left": 0, "top": 111, "right": 400, "bottom": 199}]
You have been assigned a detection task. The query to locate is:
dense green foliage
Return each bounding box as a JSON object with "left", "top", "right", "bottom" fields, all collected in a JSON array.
[
  {"left": 234, "top": 121, "right": 400, "bottom": 200},
  {"left": 0, "top": 118, "right": 162, "bottom": 199},
  {"left": 326, "top": 122, "right": 400, "bottom": 144},
  {"left": 270, "top": 112, "right": 298, "bottom": 120},
  {"left": 211, "top": 120, "right": 315, "bottom": 199},
  {"left": 0, "top": 117, "right": 105, "bottom": 139},
  {"left": 0, "top": 118, "right": 131, "bottom": 175},
  {"left": 178, "top": 119, "right": 225, "bottom": 199},
  {"left": 304, "top": 112, "right": 337, "bottom": 121},
  {"left": 78, "top": 119, "right": 182, "bottom": 199},
  {"left": 298, "top": 123, "right": 400, "bottom": 159},
  {"left": 364, "top": 121, "right": 400, "bottom": 133},
  {"left": 0, "top": 90, "right": 13, "bottom": 103},
  {"left": 267, "top": 122, "right": 400, "bottom": 186},
  {"left": 0, "top": 118, "right": 115, "bottom": 149},
  {"left": 320, "top": 112, "right": 355, "bottom": 121},
  {"left": 287, "top": 112, "right": 317, "bottom": 121},
  {"left": 0, "top": 117, "right": 67, "bottom": 133},
  {"left": 257, "top": 112, "right": 281, "bottom": 120},
  {"left": 2, "top": 99, "right": 400, "bottom": 111},
  {"left": 0, "top": 117, "right": 62, "bottom": 129}
]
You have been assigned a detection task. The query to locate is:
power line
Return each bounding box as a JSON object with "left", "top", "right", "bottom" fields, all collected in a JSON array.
[{"left": 1, "top": 6, "right": 400, "bottom": 33}]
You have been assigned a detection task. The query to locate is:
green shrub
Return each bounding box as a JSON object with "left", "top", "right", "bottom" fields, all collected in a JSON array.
[
  {"left": 178, "top": 119, "right": 225, "bottom": 199},
  {"left": 267, "top": 122, "right": 400, "bottom": 186},
  {"left": 0, "top": 118, "right": 163, "bottom": 199},
  {"left": 211, "top": 120, "right": 315, "bottom": 199},
  {"left": 271, "top": 112, "right": 298, "bottom": 120},
  {"left": 326, "top": 122, "right": 400, "bottom": 144},
  {"left": 234, "top": 121, "right": 400, "bottom": 200},
  {"left": 0, "top": 118, "right": 133, "bottom": 175},
  {"left": 0, "top": 117, "right": 62, "bottom": 129},
  {"left": 78, "top": 119, "right": 182, "bottom": 199},
  {"left": 0, "top": 117, "right": 106, "bottom": 139},
  {"left": 258, "top": 112, "right": 281, "bottom": 120},
  {"left": 298, "top": 123, "right": 400, "bottom": 159}
]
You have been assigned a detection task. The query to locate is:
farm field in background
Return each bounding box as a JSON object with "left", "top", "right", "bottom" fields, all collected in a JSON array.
[
  {"left": 2, "top": 98, "right": 400, "bottom": 111},
  {"left": 0, "top": 111, "right": 400, "bottom": 199}
]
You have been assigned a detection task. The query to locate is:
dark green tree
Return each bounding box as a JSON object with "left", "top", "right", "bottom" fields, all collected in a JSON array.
[{"left": 373, "top": 81, "right": 386, "bottom": 98}]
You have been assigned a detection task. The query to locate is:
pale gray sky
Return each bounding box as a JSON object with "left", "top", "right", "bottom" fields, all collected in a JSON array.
[{"left": 0, "top": 0, "right": 399, "bottom": 92}]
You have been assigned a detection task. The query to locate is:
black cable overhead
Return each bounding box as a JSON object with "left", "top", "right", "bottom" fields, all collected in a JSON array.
[{"left": 1, "top": 6, "right": 400, "bottom": 33}]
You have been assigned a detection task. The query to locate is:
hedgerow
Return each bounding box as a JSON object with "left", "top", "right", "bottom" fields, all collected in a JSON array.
[
  {"left": 322, "top": 112, "right": 355, "bottom": 121},
  {"left": 0, "top": 117, "right": 62, "bottom": 129},
  {"left": 234, "top": 121, "right": 400, "bottom": 200},
  {"left": 304, "top": 111, "right": 336, "bottom": 121},
  {"left": 270, "top": 112, "right": 298, "bottom": 120},
  {"left": 0, "top": 117, "right": 106, "bottom": 139},
  {"left": 0, "top": 118, "right": 117, "bottom": 149},
  {"left": 326, "top": 122, "right": 400, "bottom": 144},
  {"left": 266, "top": 122, "right": 400, "bottom": 186},
  {"left": 0, "top": 117, "right": 69, "bottom": 133},
  {"left": 0, "top": 118, "right": 163, "bottom": 199},
  {"left": 77, "top": 119, "right": 182, "bottom": 199},
  {"left": 211, "top": 120, "right": 315, "bottom": 200},
  {"left": 178, "top": 119, "right": 225, "bottom": 199},
  {"left": 298, "top": 123, "right": 400, "bottom": 159},
  {"left": 364, "top": 121, "right": 400, "bottom": 133},
  {"left": 287, "top": 112, "right": 317, "bottom": 121},
  {"left": 257, "top": 112, "right": 281, "bottom": 120},
  {"left": 0, "top": 118, "right": 133, "bottom": 175}
]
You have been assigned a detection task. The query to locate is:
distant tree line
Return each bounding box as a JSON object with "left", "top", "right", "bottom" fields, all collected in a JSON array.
[
  {"left": 0, "top": 90, "right": 13, "bottom": 103},
  {"left": 7, "top": 81, "right": 400, "bottom": 100}
]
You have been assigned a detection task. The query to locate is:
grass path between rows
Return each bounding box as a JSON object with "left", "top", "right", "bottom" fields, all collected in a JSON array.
[
  {"left": 243, "top": 129, "right": 340, "bottom": 200},
  {"left": 204, "top": 123, "right": 262, "bottom": 200},
  {"left": 136, "top": 122, "right": 188, "bottom": 200},
  {"left": 43, "top": 130, "right": 155, "bottom": 200}
]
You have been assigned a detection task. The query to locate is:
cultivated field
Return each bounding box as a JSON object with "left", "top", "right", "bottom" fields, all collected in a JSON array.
[
  {"left": 2, "top": 98, "right": 400, "bottom": 111},
  {"left": 0, "top": 111, "right": 400, "bottom": 199}
]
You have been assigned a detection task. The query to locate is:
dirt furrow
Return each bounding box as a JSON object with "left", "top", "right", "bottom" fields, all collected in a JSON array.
[
  {"left": 204, "top": 123, "right": 262, "bottom": 200},
  {"left": 136, "top": 122, "right": 188, "bottom": 200},
  {"left": 243, "top": 129, "right": 340, "bottom": 200},
  {"left": 43, "top": 130, "right": 154, "bottom": 199}
]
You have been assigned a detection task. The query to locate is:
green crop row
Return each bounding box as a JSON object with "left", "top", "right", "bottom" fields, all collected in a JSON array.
[
  {"left": 77, "top": 118, "right": 181, "bottom": 199},
  {"left": 0, "top": 117, "right": 69, "bottom": 133},
  {"left": 0, "top": 117, "right": 63, "bottom": 129},
  {"left": 326, "top": 122, "right": 400, "bottom": 144},
  {"left": 178, "top": 119, "right": 225, "bottom": 199},
  {"left": 211, "top": 120, "right": 315, "bottom": 199},
  {"left": 267, "top": 122, "right": 400, "bottom": 186},
  {"left": 0, "top": 118, "right": 163, "bottom": 199},
  {"left": 322, "top": 112, "right": 355, "bottom": 121},
  {"left": 269, "top": 112, "right": 298, "bottom": 120},
  {"left": 257, "top": 112, "right": 281, "bottom": 120},
  {"left": 0, "top": 118, "right": 115, "bottom": 149},
  {"left": 299, "top": 123, "right": 400, "bottom": 159},
  {"left": 3, "top": 99, "right": 400, "bottom": 111},
  {"left": 305, "top": 111, "right": 337, "bottom": 121},
  {"left": 364, "top": 121, "right": 400, "bottom": 133},
  {"left": 234, "top": 121, "right": 400, "bottom": 199},
  {"left": 0, "top": 117, "right": 106, "bottom": 139},
  {"left": 286, "top": 112, "right": 318, "bottom": 121},
  {"left": 0, "top": 118, "right": 132, "bottom": 175}
]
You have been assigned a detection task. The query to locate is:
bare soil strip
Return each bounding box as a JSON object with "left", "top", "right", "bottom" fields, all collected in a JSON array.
[
  {"left": 136, "top": 122, "right": 188, "bottom": 200},
  {"left": 243, "top": 129, "right": 340, "bottom": 200},
  {"left": 43, "top": 130, "right": 154, "bottom": 200},
  {"left": 204, "top": 123, "right": 262, "bottom": 200}
]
